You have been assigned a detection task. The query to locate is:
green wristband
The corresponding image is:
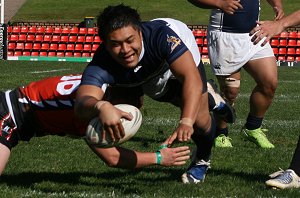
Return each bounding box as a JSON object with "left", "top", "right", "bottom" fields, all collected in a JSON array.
[
  {"left": 157, "top": 144, "right": 168, "bottom": 150},
  {"left": 155, "top": 151, "right": 162, "bottom": 165}
]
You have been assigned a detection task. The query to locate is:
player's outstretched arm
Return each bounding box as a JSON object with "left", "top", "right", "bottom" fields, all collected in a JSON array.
[
  {"left": 87, "top": 143, "right": 190, "bottom": 169},
  {"left": 188, "top": 0, "right": 243, "bottom": 15},
  {"left": 250, "top": 9, "right": 300, "bottom": 46},
  {"left": 0, "top": 143, "right": 11, "bottom": 175}
]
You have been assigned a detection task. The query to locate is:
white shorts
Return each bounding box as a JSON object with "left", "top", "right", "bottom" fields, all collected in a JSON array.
[{"left": 207, "top": 30, "right": 274, "bottom": 76}]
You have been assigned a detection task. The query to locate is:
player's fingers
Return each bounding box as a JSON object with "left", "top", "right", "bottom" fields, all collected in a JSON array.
[
  {"left": 117, "top": 122, "right": 125, "bottom": 138},
  {"left": 121, "top": 111, "right": 133, "bottom": 121},
  {"left": 104, "top": 126, "right": 116, "bottom": 142},
  {"left": 167, "top": 133, "right": 177, "bottom": 145}
]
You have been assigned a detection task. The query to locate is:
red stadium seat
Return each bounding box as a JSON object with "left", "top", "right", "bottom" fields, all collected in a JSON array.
[
  {"left": 41, "top": 43, "right": 50, "bottom": 51},
  {"left": 35, "top": 35, "right": 43, "bottom": 42},
  {"left": 58, "top": 44, "right": 66, "bottom": 51},
  {"left": 272, "top": 47, "right": 278, "bottom": 55},
  {"left": 201, "top": 54, "right": 209, "bottom": 59},
  {"left": 18, "top": 34, "right": 27, "bottom": 42},
  {"left": 9, "top": 34, "right": 18, "bottom": 42},
  {"left": 49, "top": 43, "right": 58, "bottom": 51},
  {"left": 26, "top": 35, "right": 35, "bottom": 42},
  {"left": 70, "top": 27, "right": 79, "bottom": 35},
  {"left": 193, "top": 29, "right": 205, "bottom": 37},
  {"left": 12, "top": 26, "right": 21, "bottom": 33},
  {"left": 94, "top": 36, "right": 101, "bottom": 43},
  {"left": 66, "top": 44, "right": 75, "bottom": 51},
  {"left": 296, "top": 48, "right": 300, "bottom": 55},
  {"left": 60, "top": 35, "right": 69, "bottom": 43},
  {"left": 33, "top": 43, "right": 41, "bottom": 50},
  {"left": 278, "top": 47, "right": 287, "bottom": 55},
  {"left": 20, "top": 26, "right": 28, "bottom": 34},
  {"left": 43, "top": 35, "right": 52, "bottom": 42},
  {"left": 22, "top": 51, "right": 31, "bottom": 56},
  {"left": 82, "top": 52, "right": 90, "bottom": 57},
  {"left": 53, "top": 27, "right": 62, "bottom": 35},
  {"left": 48, "top": 51, "right": 56, "bottom": 56},
  {"left": 85, "top": 36, "right": 94, "bottom": 43},
  {"left": 62, "top": 27, "right": 70, "bottom": 35},
  {"left": 279, "top": 32, "right": 289, "bottom": 38},
  {"left": 8, "top": 42, "right": 16, "bottom": 50},
  {"left": 16, "top": 43, "right": 24, "bottom": 50},
  {"left": 7, "top": 26, "right": 12, "bottom": 34},
  {"left": 65, "top": 52, "right": 73, "bottom": 57},
  {"left": 83, "top": 44, "right": 91, "bottom": 52},
  {"left": 79, "top": 28, "right": 87, "bottom": 35},
  {"left": 286, "top": 56, "right": 295, "bottom": 61},
  {"left": 203, "top": 38, "right": 207, "bottom": 45},
  {"left": 28, "top": 26, "right": 37, "bottom": 34},
  {"left": 45, "top": 26, "right": 53, "bottom": 34},
  {"left": 57, "top": 52, "right": 65, "bottom": 57},
  {"left": 91, "top": 52, "right": 94, "bottom": 57},
  {"left": 196, "top": 38, "right": 203, "bottom": 45},
  {"left": 39, "top": 51, "right": 47, "bottom": 56},
  {"left": 287, "top": 47, "right": 296, "bottom": 55},
  {"left": 24, "top": 43, "right": 33, "bottom": 50},
  {"left": 73, "top": 52, "right": 81, "bottom": 57},
  {"left": 37, "top": 26, "right": 45, "bottom": 34},
  {"left": 279, "top": 39, "right": 287, "bottom": 47},
  {"left": 270, "top": 39, "right": 279, "bottom": 47},
  {"left": 77, "top": 35, "right": 85, "bottom": 43},
  {"left": 7, "top": 51, "right": 14, "bottom": 56},
  {"left": 277, "top": 56, "right": 286, "bottom": 61},
  {"left": 87, "top": 28, "right": 96, "bottom": 35},
  {"left": 75, "top": 44, "right": 83, "bottom": 51},
  {"left": 68, "top": 35, "right": 77, "bottom": 43},
  {"left": 14, "top": 51, "right": 22, "bottom": 56},
  {"left": 201, "top": 46, "right": 208, "bottom": 54},
  {"left": 92, "top": 44, "right": 99, "bottom": 52},
  {"left": 31, "top": 51, "right": 39, "bottom": 56},
  {"left": 295, "top": 56, "right": 300, "bottom": 62},
  {"left": 288, "top": 39, "right": 297, "bottom": 47},
  {"left": 288, "top": 31, "right": 297, "bottom": 39},
  {"left": 51, "top": 35, "right": 61, "bottom": 43}
]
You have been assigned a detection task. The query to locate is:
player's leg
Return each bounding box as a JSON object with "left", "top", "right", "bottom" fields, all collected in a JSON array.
[
  {"left": 242, "top": 56, "right": 277, "bottom": 148},
  {"left": 213, "top": 72, "right": 241, "bottom": 148},
  {"left": 0, "top": 143, "right": 10, "bottom": 175}
]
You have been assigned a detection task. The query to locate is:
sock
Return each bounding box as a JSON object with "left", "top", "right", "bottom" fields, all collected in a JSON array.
[
  {"left": 208, "top": 92, "right": 216, "bottom": 111},
  {"left": 245, "top": 114, "right": 263, "bottom": 130},
  {"left": 215, "top": 127, "right": 229, "bottom": 137},
  {"left": 192, "top": 115, "right": 216, "bottom": 161},
  {"left": 289, "top": 135, "right": 300, "bottom": 176}
]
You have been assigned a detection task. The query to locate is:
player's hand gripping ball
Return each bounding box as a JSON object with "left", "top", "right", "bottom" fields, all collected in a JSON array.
[{"left": 86, "top": 104, "right": 142, "bottom": 147}]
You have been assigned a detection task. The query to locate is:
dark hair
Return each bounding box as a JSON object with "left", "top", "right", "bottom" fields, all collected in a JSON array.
[{"left": 97, "top": 4, "right": 142, "bottom": 41}]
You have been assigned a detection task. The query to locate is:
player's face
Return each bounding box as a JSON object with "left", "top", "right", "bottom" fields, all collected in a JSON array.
[{"left": 105, "top": 26, "right": 142, "bottom": 68}]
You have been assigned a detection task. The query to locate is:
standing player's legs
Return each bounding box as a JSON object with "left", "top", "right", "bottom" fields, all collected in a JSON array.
[
  {"left": 242, "top": 56, "right": 278, "bottom": 148},
  {"left": 0, "top": 143, "right": 10, "bottom": 175},
  {"left": 214, "top": 71, "right": 241, "bottom": 147}
]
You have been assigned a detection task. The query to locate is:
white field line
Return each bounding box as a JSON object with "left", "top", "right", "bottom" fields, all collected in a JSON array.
[
  {"left": 142, "top": 117, "right": 300, "bottom": 128},
  {"left": 29, "top": 68, "right": 71, "bottom": 74}
]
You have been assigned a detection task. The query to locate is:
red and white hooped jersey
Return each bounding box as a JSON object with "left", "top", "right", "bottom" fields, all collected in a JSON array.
[{"left": 11, "top": 74, "right": 88, "bottom": 137}]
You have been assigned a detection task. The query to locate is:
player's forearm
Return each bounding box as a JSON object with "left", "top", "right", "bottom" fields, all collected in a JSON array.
[
  {"left": 74, "top": 96, "right": 102, "bottom": 120},
  {"left": 279, "top": 9, "right": 300, "bottom": 29},
  {"left": 188, "top": 0, "right": 222, "bottom": 9},
  {"left": 266, "top": 0, "right": 282, "bottom": 9}
]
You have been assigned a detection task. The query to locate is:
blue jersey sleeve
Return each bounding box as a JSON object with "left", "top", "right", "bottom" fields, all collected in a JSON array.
[{"left": 80, "top": 65, "right": 114, "bottom": 88}]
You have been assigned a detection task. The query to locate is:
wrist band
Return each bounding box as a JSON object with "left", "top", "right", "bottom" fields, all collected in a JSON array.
[
  {"left": 157, "top": 144, "right": 168, "bottom": 150},
  {"left": 179, "top": 118, "right": 194, "bottom": 127},
  {"left": 155, "top": 151, "right": 162, "bottom": 165},
  {"left": 94, "top": 101, "right": 108, "bottom": 111}
]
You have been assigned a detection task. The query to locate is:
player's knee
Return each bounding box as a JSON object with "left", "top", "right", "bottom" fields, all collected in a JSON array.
[
  {"left": 220, "top": 78, "right": 240, "bottom": 105},
  {"left": 259, "top": 79, "right": 278, "bottom": 98}
]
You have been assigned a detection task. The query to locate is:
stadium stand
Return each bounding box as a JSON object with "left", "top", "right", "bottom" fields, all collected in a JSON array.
[{"left": 5, "top": 23, "right": 300, "bottom": 62}]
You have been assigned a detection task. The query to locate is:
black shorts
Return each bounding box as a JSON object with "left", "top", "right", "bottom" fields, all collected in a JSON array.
[
  {"left": 0, "top": 91, "right": 19, "bottom": 150},
  {"left": 155, "top": 61, "right": 207, "bottom": 105}
]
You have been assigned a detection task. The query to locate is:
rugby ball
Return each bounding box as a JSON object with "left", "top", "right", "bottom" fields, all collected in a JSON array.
[{"left": 85, "top": 104, "right": 142, "bottom": 147}]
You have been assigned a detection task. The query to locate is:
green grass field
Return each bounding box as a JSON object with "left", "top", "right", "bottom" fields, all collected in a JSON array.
[
  {"left": 0, "top": 61, "right": 300, "bottom": 197},
  {"left": 2, "top": 0, "right": 300, "bottom": 197}
]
